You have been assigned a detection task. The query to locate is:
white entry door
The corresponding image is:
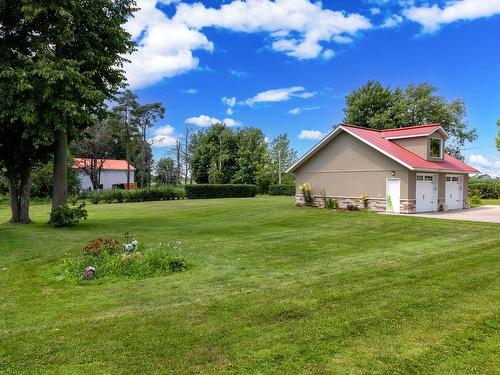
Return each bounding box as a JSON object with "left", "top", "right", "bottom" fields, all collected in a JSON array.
[
  {"left": 446, "top": 175, "right": 463, "bottom": 210},
  {"left": 386, "top": 178, "right": 400, "bottom": 213},
  {"left": 416, "top": 174, "right": 437, "bottom": 212}
]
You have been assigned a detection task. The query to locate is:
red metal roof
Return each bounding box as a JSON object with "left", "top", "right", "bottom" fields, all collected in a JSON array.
[
  {"left": 380, "top": 124, "right": 445, "bottom": 138},
  {"left": 341, "top": 125, "right": 478, "bottom": 173},
  {"left": 73, "top": 158, "right": 135, "bottom": 171}
]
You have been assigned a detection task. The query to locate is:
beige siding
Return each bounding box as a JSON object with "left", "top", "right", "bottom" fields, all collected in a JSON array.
[
  {"left": 437, "top": 172, "right": 446, "bottom": 200},
  {"left": 393, "top": 137, "right": 428, "bottom": 159},
  {"left": 393, "top": 133, "right": 445, "bottom": 161},
  {"left": 463, "top": 175, "right": 469, "bottom": 202},
  {"left": 294, "top": 132, "right": 411, "bottom": 199}
]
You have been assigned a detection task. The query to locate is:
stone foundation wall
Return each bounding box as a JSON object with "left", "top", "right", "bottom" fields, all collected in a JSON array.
[{"left": 295, "top": 195, "right": 418, "bottom": 213}]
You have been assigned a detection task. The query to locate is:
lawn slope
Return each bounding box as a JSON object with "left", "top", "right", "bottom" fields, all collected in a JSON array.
[{"left": 0, "top": 197, "right": 499, "bottom": 374}]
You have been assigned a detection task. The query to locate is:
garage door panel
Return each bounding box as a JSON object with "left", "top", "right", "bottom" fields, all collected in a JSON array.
[
  {"left": 416, "top": 174, "right": 437, "bottom": 213},
  {"left": 446, "top": 175, "right": 463, "bottom": 210}
]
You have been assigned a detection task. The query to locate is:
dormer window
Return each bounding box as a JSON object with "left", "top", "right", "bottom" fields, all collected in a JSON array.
[{"left": 429, "top": 138, "right": 443, "bottom": 158}]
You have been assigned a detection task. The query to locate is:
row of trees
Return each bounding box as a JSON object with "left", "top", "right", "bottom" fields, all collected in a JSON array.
[
  {"left": 154, "top": 124, "right": 297, "bottom": 192},
  {"left": 0, "top": 0, "right": 136, "bottom": 223}
]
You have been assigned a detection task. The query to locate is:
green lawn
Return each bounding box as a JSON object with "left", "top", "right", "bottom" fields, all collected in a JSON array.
[
  {"left": 1, "top": 197, "right": 499, "bottom": 374},
  {"left": 482, "top": 199, "right": 500, "bottom": 205}
]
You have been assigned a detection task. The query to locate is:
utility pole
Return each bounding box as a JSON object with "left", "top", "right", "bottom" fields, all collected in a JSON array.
[
  {"left": 278, "top": 149, "right": 282, "bottom": 185},
  {"left": 184, "top": 126, "right": 189, "bottom": 185}
]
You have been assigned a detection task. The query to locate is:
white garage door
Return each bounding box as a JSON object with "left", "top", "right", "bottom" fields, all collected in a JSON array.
[
  {"left": 446, "top": 175, "right": 463, "bottom": 210},
  {"left": 416, "top": 174, "right": 437, "bottom": 212}
]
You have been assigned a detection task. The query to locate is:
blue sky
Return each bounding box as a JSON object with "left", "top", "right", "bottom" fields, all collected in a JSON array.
[{"left": 125, "top": 0, "right": 500, "bottom": 176}]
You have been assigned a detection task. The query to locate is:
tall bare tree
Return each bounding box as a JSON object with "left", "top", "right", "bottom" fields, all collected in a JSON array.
[{"left": 72, "top": 120, "right": 114, "bottom": 190}]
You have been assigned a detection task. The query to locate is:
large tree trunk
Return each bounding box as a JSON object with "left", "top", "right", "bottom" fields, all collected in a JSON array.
[
  {"left": 7, "top": 173, "right": 32, "bottom": 224},
  {"left": 52, "top": 129, "right": 68, "bottom": 210}
]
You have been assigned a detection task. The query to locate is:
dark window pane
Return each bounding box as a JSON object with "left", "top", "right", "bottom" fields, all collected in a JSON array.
[{"left": 430, "top": 138, "right": 442, "bottom": 158}]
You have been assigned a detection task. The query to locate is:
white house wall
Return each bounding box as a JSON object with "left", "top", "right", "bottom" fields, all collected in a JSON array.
[{"left": 77, "top": 170, "right": 134, "bottom": 191}]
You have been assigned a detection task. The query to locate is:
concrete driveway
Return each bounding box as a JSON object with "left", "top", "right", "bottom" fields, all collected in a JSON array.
[{"left": 411, "top": 205, "right": 500, "bottom": 223}]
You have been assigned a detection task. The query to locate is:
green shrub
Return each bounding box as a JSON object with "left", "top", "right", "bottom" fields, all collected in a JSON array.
[
  {"left": 86, "top": 186, "right": 185, "bottom": 204},
  {"left": 325, "top": 197, "right": 339, "bottom": 209},
  {"left": 47, "top": 241, "right": 187, "bottom": 283},
  {"left": 469, "top": 195, "right": 482, "bottom": 206},
  {"left": 268, "top": 184, "right": 295, "bottom": 196},
  {"left": 49, "top": 202, "right": 88, "bottom": 227},
  {"left": 185, "top": 184, "right": 257, "bottom": 199},
  {"left": 468, "top": 179, "right": 500, "bottom": 199}
]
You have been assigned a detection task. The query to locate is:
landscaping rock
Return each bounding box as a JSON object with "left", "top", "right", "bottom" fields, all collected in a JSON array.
[{"left": 82, "top": 266, "right": 96, "bottom": 280}]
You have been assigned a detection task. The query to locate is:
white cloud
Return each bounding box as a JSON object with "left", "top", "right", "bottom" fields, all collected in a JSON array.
[
  {"left": 288, "top": 105, "right": 321, "bottom": 115},
  {"left": 185, "top": 115, "right": 241, "bottom": 127},
  {"left": 468, "top": 154, "right": 500, "bottom": 177},
  {"left": 229, "top": 69, "right": 249, "bottom": 78},
  {"left": 182, "top": 88, "right": 198, "bottom": 94},
  {"left": 175, "top": 0, "right": 371, "bottom": 59},
  {"left": 298, "top": 129, "right": 324, "bottom": 140},
  {"left": 381, "top": 14, "right": 403, "bottom": 28},
  {"left": 244, "top": 86, "right": 315, "bottom": 106},
  {"left": 124, "top": 0, "right": 213, "bottom": 89},
  {"left": 222, "top": 118, "right": 241, "bottom": 127},
  {"left": 370, "top": 8, "right": 382, "bottom": 15},
  {"left": 404, "top": 0, "right": 500, "bottom": 33},
  {"left": 222, "top": 96, "right": 237, "bottom": 107},
  {"left": 149, "top": 124, "right": 177, "bottom": 147},
  {"left": 124, "top": 0, "right": 372, "bottom": 88}
]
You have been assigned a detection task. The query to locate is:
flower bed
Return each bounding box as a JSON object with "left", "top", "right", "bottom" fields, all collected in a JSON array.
[{"left": 46, "top": 236, "right": 188, "bottom": 284}]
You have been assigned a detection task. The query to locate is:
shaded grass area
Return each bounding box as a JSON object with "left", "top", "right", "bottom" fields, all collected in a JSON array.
[{"left": 0, "top": 196, "right": 499, "bottom": 374}]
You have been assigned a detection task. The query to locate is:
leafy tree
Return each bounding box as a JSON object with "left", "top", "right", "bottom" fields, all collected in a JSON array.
[
  {"left": 343, "top": 81, "right": 477, "bottom": 159},
  {"left": 155, "top": 157, "right": 178, "bottom": 185},
  {"left": 233, "top": 128, "right": 267, "bottom": 184},
  {"left": 269, "top": 134, "right": 297, "bottom": 185},
  {"left": 0, "top": 1, "right": 49, "bottom": 222},
  {"left": 0, "top": 0, "right": 136, "bottom": 222},
  {"left": 31, "top": 158, "right": 79, "bottom": 197},
  {"left": 189, "top": 124, "right": 239, "bottom": 184}
]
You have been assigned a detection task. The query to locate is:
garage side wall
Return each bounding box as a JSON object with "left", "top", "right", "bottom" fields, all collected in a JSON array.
[{"left": 294, "top": 132, "right": 411, "bottom": 212}]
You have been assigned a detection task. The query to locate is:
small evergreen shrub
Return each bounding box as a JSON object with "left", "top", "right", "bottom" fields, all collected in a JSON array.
[
  {"left": 268, "top": 184, "right": 295, "bottom": 196},
  {"left": 325, "top": 197, "right": 339, "bottom": 209},
  {"left": 49, "top": 202, "right": 88, "bottom": 227},
  {"left": 185, "top": 184, "right": 258, "bottom": 199}
]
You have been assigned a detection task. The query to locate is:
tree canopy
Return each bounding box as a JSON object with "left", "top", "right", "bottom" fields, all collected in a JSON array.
[
  {"left": 188, "top": 125, "right": 297, "bottom": 191},
  {"left": 343, "top": 81, "right": 477, "bottom": 159}
]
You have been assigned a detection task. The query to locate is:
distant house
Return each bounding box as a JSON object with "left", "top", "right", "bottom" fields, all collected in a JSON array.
[
  {"left": 73, "top": 158, "right": 135, "bottom": 191},
  {"left": 287, "top": 124, "right": 479, "bottom": 213}
]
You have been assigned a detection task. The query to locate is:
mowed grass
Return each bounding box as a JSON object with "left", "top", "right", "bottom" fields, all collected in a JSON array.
[{"left": 0, "top": 197, "right": 499, "bottom": 375}]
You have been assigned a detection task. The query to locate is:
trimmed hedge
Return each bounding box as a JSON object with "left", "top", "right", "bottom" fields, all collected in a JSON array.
[
  {"left": 185, "top": 184, "right": 257, "bottom": 199},
  {"left": 468, "top": 179, "right": 500, "bottom": 199},
  {"left": 87, "top": 186, "right": 185, "bottom": 204},
  {"left": 268, "top": 184, "right": 295, "bottom": 196}
]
